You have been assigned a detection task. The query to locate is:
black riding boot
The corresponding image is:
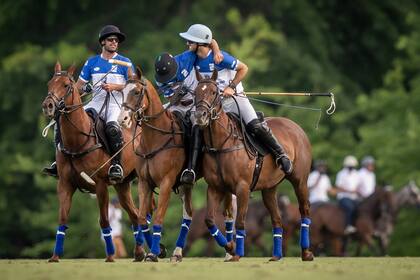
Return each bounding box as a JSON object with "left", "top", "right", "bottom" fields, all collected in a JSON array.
[
  {"left": 246, "top": 119, "right": 293, "bottom": 175},
  {"left": 105, "top": 121, "right": 124, "bottom": 183},
  {"left": 43, "top": 124, "right": 60, "bottom": 177},
  {"left": 180, "top": 125, "right": 202, "bottom": 185}
]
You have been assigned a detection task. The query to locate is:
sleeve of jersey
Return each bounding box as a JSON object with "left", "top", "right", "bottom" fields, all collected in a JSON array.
[
  {"left": 219, "top": 51, "right": 238, "bottom": 70},
  {"left": 123, "top": 58, "right": 135, "bottom": 80},
  {"left": 79, "top": 60, "right": 92, "bottom": 82}
]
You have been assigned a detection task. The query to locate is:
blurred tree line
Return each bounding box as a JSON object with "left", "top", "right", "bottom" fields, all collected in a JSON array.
[{"left": 1, "top": 0, "right": 420, "bottom": 258}]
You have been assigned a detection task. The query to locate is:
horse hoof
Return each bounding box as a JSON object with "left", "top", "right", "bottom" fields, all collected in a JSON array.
[
  {"left": 301, "top": 249, "right": 314, "bottom": 261},
  {"left": 269, "top": 256, "right": 282, "bottom": 261},
  {"left": 105, "top": 256, "right": 115, "bottom": 262},
  {"left": 158, "top": 243, "right": 167, "bottom": 259},
  {"left": 145, "top": 253, "right": 158, "bottom": 262},
  {"left": 224, "top": 241, "right": 235, "bottom": 256},
  {"left": 133, "top": 245, "right": 146, "bottom": 262},
  {"left": 170, "top": 255, "right": 183, "bottom": 262},
  {"left": 48, "top": 255, "right": 59, "bottom": 263},
  {"left": 225, "top": 255, "right": 240, "bottom": 262}
]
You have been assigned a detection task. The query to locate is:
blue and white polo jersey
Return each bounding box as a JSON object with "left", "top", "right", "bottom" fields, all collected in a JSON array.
[
  {"left": 79, "top": 53, "right": 134, "bottom": 106},
  {"left": 195, "top": 50, "right": 244, "bottom": 94},
  {"left": 156, "top": 51, "right": 198, "bottom": 98}
]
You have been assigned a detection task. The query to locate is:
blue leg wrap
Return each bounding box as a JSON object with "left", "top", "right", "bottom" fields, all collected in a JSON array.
[
  {"left": 208, "top": 225, "right": 227, "bottom": 247},
  {"left": 53, "top": 225, "right": 68, "bottom": 256},
  {"left": 101, "top": 227, "right": 115, "bottom": 256},
  {"left": 141, "top": 224, "right": 152, "bottom": 249},
  {"left": 151, "top": 225, "right": 162, "bottom": 255},
  {"left": 175, "top": 218, "right": 192, "bottom": 248},
  {"left": 225, "top": 221, "right": 234, "bottom": 242},
  {"left": 300, "top": 218, "right": 311, "bottom": 249},
  {"left": 132, "top": 224, "right": 144, "bottom": 245},
  {"left": 273, "top": 227, "right": 283, "bottom": 258},
  {"left": 235, "top": 229, "right": 246, "bottom": 257},
  {"left": 146, "top": 213, "right": 152, "bottom": 225}
]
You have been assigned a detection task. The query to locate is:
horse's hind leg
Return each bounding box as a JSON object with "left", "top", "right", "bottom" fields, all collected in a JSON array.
[
  {"left": 205, "top": 187, "right": 234, "bottom": 258},
  {"left": 96, "top": 182, "right": 115, "bottom": 262},
  {"left": 49, "top": 179, "right": 76, "bottom": 262},
  {"left": 171, "top": 187, "right": 193, "bottom": 262},
  {"left": 262, "top": 187, "right": 284, "bottom": 261},
  {"left": 114, "top": 182, "right": 145, "bottom": 261},
  {"left": 290, "top": 176, "right": 314, "bottom": 261}
]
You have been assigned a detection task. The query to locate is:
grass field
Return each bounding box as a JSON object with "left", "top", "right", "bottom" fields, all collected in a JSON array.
[{"left": 1, "top": 258, "right": 419, "bottom": 280}]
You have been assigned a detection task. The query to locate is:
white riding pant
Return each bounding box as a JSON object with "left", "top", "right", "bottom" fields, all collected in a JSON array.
[{"left": 222, "top": 93, "right": 258, "bottom": 124}]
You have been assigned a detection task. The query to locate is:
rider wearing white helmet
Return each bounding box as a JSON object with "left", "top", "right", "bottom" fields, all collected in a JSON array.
[
  {"left": 357, "top": 156, "right": 376, "bottom": 198},
  {"left": 181, "top": 24, "right": 293, "bottom": 175},
  {"left": 335, "top": 155, "right": 360, "bottom": 234}
]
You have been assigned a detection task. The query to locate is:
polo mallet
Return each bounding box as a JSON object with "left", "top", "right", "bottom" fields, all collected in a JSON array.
[
  {"left": 80, "top": 129, "right": 141, "bottom": 185},
  {"left": 245, "top": 91, "right": 336, "bottom": 114}
]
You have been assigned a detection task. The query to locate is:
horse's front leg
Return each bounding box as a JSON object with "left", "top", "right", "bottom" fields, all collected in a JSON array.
[
  {"left": 114, "top": 181, "right": 144, "bottom": 261},
  {"left": 171, "top": 187, "right": 193, "bottom": 262},
  {"left": 205, "top": 186, "right": 234, "bottom": 259},
  {"left": 222, "top": 193, "right": 236, "bottom": 243},
  {"left": 96, "top": 182, "right": 115, "bottom": 262},
  {"left": 48, "top": 179, "right": 76, "bottom": 262},
  {"left": 229, "top": 183, "right": 250, "bottom": 262},
  {"left": 134, "top": 178, "right": 153, "bottom": 262},
  {"left": 261, "top": 187, "right": 284, "bottom": 261},
  {"left": 145, "top": 176, "right": 174, "bottom": 262}
]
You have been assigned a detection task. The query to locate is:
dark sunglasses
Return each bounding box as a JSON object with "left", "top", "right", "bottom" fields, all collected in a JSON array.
[
  {"left": 186, "top": 40, "right": 196, "bottom": 45},
  {"left": 106, "top": 37, "right": 119, "bottom": 43}
]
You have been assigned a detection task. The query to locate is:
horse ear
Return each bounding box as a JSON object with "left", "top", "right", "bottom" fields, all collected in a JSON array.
[
  {"left": 55, "top": 61, "right": 61, "bottom": 73},
  {"left": 136, "top": 66, "right": 143, "bottom": 80},
  {"left": 195, "top": 67, "right": 203, "bottom": 81},
  {"left": 68, "top": 63, "right": 76, "bottom": 77},
  {"left": 211, "top": 69, "right": 218, "bottom": 81}
]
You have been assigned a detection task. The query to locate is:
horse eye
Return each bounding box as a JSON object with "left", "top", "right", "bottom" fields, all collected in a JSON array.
[{"left": 64, "top": 84, "right": 69, "bottom": 88}]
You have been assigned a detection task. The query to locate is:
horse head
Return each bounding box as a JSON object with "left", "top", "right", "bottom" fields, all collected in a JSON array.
[
  {"left": 42, "top": 62, "right": 77, "bottom": 119},
  {"left": 118, "top": 66, "right": 149, "bottom": 128},
  {"left": 401, "top": 180, "right": 420, "bottom": 208},
  {"left": 194, "top": 68, "right": 220, "bottom": 128}
]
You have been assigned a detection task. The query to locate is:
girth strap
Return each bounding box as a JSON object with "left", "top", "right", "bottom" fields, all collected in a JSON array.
[{"left": 250, "top": 155, "right": 264, "bottom": 192}]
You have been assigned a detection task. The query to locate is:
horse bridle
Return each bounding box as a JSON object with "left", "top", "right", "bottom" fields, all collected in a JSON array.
[
  {"left": 46, "top": 71, "right": 83, "bottom": 118},
  {"left": 195, "top": 79, "right": 222, "bottom": 121}
]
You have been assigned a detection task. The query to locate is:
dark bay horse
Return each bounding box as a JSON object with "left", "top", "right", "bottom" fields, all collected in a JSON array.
[
  {"left": 310, "top": 187, "right": 395, "bottom": 256},
  {"left": 41, "top": 62, "right": 142, "bottom": 262},
  {"left": 193, "top": 71, "right": 314, "bottom": 261}
]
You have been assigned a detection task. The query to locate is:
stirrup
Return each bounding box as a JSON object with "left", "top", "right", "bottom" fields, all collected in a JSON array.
[
  {"left": 108, "top": 164, "right": 124, "bottom": 182},
  {"left": 180, "top": 169, "right": 196, "bottom": 185},
  {"left": 42, "top": 162, "right": 58, "bottom": 177},
  {"left": 276, "top": 155, "right": 293, "bottom": 175}
]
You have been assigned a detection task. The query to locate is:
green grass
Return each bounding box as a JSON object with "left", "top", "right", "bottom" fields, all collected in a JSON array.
[{"left": 1, "top": 258, "right": 419, "bottom": 280}]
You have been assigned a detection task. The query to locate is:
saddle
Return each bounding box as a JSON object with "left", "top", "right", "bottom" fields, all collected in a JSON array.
[
  {"left": 85, "top": 108, "right": 112, "bottom": 155},
  {"left": 226, "top": 111, "right": 269, "bottom": 157}
]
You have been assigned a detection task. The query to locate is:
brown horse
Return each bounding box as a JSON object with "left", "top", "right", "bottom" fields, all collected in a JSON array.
[
  {"left": 193, "top": 71, "right": 314, "bottom": 261},
  {"left": 41, "top": 62, "right": 141, "bottom": 262},
  {"left": 310, "top": 187, "right": 395, "bottom": 256}
]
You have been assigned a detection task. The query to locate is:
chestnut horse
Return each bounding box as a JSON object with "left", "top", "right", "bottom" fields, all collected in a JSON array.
[
  {"left": 118, "top": 68, "right": 235, "bottom": 262},
  {"left": 193, "top": 71, "right": 314, "bottom": 261},
  {"left": 41, "top": 62, "right": 142, "bottom": 262}
]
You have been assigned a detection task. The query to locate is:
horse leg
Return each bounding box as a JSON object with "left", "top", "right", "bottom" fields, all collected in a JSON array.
[
  {"left": 145, "top": 179, "right": 174, "bottom": 262},
  {"left": 205, "top": 187, "right": 233, "bottom": 258},
  {"left": 48, "top": 179, "right": 76, "bottom": 262},
  {"left": 223, "top": 194, "right": 235, "bottom": 243},
  {"left": 231, "top": 185, "right": 250, "bottom": 261},
  {"left": 290, "top": 177, "right": 314, "bottom": 261},
  {"left": 114, "top": 182, "right": 145, "bottom": 261},
  {"left": 261, "top": 187, "right": 284, "bottom": 261},
  {"left": 136, "top": 179, "right": 153, "bottom": 261},
  {"left": 171, "top": 187, "right": 193, "bottom": 262},
  {"left": 95, "top": 182, "right": 116, "bottom": 262}
]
